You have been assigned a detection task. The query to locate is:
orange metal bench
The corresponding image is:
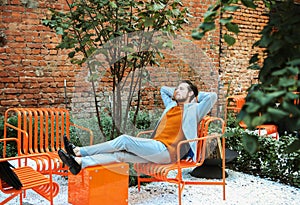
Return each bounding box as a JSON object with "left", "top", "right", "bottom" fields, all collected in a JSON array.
[
  {"left": 226, "top": 95, "right": 279, "bottom": 140},
  {"left": 3, "top": 108, "right": 94, "bottom": 176},
  {"left": 134, "top": 116, "right": 226, "bottom": 205},
  {"left": 0, "top": 138, "right": 59, "bottom": 205}
]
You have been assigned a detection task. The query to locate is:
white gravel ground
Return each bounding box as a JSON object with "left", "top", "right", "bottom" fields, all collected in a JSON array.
[{"left": 1, "top": 168, "right": 299, "bottom": 205}]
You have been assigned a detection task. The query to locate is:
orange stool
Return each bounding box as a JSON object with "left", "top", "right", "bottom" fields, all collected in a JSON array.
[{"left": 68, "top": 163, "right": 129, "bottom": 205}]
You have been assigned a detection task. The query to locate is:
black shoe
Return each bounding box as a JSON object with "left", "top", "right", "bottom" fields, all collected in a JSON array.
[
  {"left": 63, "top": 135, "right": 76, "bottom": 156},
  {"left": 58, "top": 149, "right": 81, "bottom": 175}
]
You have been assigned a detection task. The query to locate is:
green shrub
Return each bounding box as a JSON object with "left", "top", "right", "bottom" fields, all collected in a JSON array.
[{"left": 225, "top": 127, "right": 300, "bottom": 188}]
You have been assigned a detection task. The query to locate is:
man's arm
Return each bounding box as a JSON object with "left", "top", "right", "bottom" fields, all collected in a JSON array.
[
  {"left": 160, "top": 86, "right": 176, "bottom": 107},
  {"left": 196, "top": 92, "right": 217, "bottom": 119}
]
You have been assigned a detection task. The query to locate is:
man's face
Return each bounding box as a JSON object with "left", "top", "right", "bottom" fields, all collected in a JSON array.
[{"left": 174, "top": 82, "right": 193, "bottom": 103}]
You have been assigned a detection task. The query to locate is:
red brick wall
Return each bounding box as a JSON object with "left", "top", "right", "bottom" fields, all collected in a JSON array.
[
  {"left": 217, "top": 2, "right": 268, "bottom": 117},
  {"left": 0, "top": 0, "right": 266, "bottom": 118},
  {"left": 0, "top": 0, "right": 77, "bottom": 114},
  {"left": 220, "top": 2, "right": 268, "bottom": 95}
]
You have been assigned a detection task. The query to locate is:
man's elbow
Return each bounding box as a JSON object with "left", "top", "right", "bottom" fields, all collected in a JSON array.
[{"left": 211, "top": 92, "right": 217, "bottom": 103}]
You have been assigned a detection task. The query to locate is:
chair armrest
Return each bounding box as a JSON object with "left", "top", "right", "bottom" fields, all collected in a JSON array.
[
  {"left": 136, "top": 130, "right": 154, "bottom": 138},
  {"left": 0, "top": 152, "right": 53, "bottom": 174},
  {"left": 176, "top": 133, "right": 223, "bottom": 166},
  {"left": 70, "top": 123, "right": 94, "bottom": 145},
  {"left": 0, "top": 137, "right": 20, "bottom": 146},
  {"left": 3, "top": 123, "right": 29, "bottom": 155},
  {"left": 0, "top": 137, "right": 22, "bottom": 157},
  {"left": 0, "top": 153, "right": 55, "bottom": 188},
  {"left": 0, "top": 152, "right": 51, "bottom": 164}
]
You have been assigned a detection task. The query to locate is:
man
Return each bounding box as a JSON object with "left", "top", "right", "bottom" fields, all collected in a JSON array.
[{"left": 58, "top": 80, "right": 217, "bottom": 175}]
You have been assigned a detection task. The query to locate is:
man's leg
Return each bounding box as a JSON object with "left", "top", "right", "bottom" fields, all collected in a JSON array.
[
  {"left": 78, "top": 135, "right": 171, "bottom": 167},
  {"left": 80, "top": 150, "right": 170, "bottom": 168}
]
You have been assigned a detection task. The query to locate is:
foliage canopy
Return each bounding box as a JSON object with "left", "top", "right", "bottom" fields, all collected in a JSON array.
[
  {"left": 43, "top": 0, "right": 190, "bottom": 139},
  {"left": 193, "top": 0, "right": 300, "bottom": 153}
]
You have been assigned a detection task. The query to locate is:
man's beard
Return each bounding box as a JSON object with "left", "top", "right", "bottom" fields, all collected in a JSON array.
[{"left": 176, "top": 94, "right": 190, "bottom": 103}]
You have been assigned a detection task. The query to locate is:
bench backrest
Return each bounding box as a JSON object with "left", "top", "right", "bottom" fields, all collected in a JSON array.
[{"left": 4, "top": 108, "right": 70, "bottom": 155}]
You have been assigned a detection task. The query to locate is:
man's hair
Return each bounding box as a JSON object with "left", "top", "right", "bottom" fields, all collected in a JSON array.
[{"left": 182, "top": 80, "right": 198, "bottom": 97}]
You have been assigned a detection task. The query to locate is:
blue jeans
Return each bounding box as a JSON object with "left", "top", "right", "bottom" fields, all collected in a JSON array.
[{"left": 79, "top": 135, "right": 171, "bottom": 168}]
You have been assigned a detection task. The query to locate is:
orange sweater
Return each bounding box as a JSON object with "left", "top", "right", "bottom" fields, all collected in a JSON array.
[{"left": 153, "top": 106, "right": 186, "bottom": 162}]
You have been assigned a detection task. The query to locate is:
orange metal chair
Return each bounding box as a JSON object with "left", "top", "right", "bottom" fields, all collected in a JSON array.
[
  {"left": 225, "top": 95, "right": 279, "bottom": 140},
  {"left": 134, "top": 116, "right": 226, "bottom": 205},
  {"left": 3, "top": 108, "right": 94, "bottom": 176},
  {"left": 293, "top": 92, "right": 300, "bottom": 106},
  {"left": 0, "top": 138, "right": 59, "bottom": 205}
]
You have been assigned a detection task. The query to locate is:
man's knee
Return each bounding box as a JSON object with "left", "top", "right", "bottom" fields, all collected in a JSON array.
[{"left": 111, "top": 134, "right": 131, "bottom": 150}]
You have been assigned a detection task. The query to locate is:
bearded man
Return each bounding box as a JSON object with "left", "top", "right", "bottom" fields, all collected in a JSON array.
[{"left": 59, "top": 80, "right": 217, "bottom": 175}]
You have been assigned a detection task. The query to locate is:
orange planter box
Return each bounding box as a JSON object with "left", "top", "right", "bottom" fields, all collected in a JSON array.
[{"left": 68, "top": 163, "right": 129, "bottom": 205}]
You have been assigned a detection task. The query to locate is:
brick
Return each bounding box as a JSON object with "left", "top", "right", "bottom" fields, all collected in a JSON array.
[
  {"left": 1, "top": 100, "right": 20, "bottom": 106},
  {"left": 49, "top": 50, "right": 58, "bottom": 55},
  {"left": 26, "top": 43, "right": 43, "bottom": 49},
  {"left": 23, "top": 18, "right": 40, "bottom": 25}
]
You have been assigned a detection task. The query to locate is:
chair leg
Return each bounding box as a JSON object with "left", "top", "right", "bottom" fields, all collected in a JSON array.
[
  {"left": 0, "top": 193, "right": 19, "bottom": 205},
  {"left": 136, "top": 169, "right": 141, "bottom": 191},
  {"left": 177, "top": 183, "right": 184, "bottom": 205},
  {"left": 19, "top": 192, "right": 23, "bottom": 205},
  {"left": 222, "top": 137, "right": 226, "bottom": 200},
  {"left": 137, "top": 176, "right": 141, "bottom": 191},
  {"left": 178, "top": 184, "right": 181, "bottom": 205}
]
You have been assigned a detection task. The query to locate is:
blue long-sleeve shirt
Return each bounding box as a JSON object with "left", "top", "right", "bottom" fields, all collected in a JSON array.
[{"left": 153, "top": 86, "right": 217, "bottom": 162}]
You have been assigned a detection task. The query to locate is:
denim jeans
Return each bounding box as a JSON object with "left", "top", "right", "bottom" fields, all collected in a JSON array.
[{"left": 79, "top": 135, "right": 171, "bottom": 168}]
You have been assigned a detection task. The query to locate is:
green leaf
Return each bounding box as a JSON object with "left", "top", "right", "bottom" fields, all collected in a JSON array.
[
  {"left": 223, "top": 5, "right": 240, "bottom": 12},
  {"left": 153, "top": 3, "right": 165, "bottom": 11},
  {"left": 285, "top": 139, "right": 300, "bottom": 153},
  {"left": 220, "top": 17, "right": 233, "bottom": 25},
  {"left": 68, "top": 51, "right": 75, "bottom": 58},
  {"left": 144, "top": 18, "right": 154, "bottom": 27},
  {"left": 242, "top": 134, "right": 259, "bottom": 155},
  {"left": 269, "top": 40, "right": 284, "bottom": 53},
  {"left": 245, "top": 103, "right": 260, "bottom": 113},
  {"left": 204, "top": 10, "right": 217, "bottom": 20},
  {"left": 109, "top": 1, "right": 118, "bottom": 9},
  {"left": 225, "top": 23, "right": 240, "bottom": 34},
  {"left": 272, "top": 68, "right": 287, "bottom": 76},
  {"left": 266, "top": 90, "right": 286, "bottom": 98},
  {"left": 247, "top": 63, "right": 261, "bottom": 70},
  {"left": 162, "top": 40, "right": 173, "bottom": 49},
  {"left": 282, "top": 101, "right": 300, "bottom": 116},
  {"left": 171, "top": 8, "right": 181, "bottom": 17},
  {"left": 267, "top": 107, "right": 289, "bottom": 119},
  {"left": 56, "top": 27, "right": 64, "bottom": 35},
  {"left": 191, "top": 31, "right": 204, "bottom": 40},
  {"left": 168, "top": 19, "right": 174, "bottom": 25},
  {"left": 249, "top": 54, "right": 259, "bottom": 64},
  {"left": 88, "top": 73, "right": 99, "bottom": 82},
  {"left": 70, "top": 58, "right": 84, "bottom": 65},
  {"left": 241, "top": 0, "right": 257, "bottom": 9},
  {"left": 279, "top": 78, "right": 296, "bottom": 87},
  {"left": 288, "top": 58, "right": 300, "bottom": 66},
  {"left": 42, "top": 19, "right": 50, "bottom": 25},
  {"left": 224, "top": 34, "right": 236, "bottom": 46},
  {"left": 199, "top": 22, "right": 216, "bottom": 31},
  {"left": 287, "top": 66, "right": 299, "bottom": 75},
  {"left": 252, "top": 115, "right": 267, "bottom": 127}
]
